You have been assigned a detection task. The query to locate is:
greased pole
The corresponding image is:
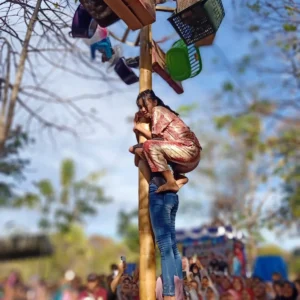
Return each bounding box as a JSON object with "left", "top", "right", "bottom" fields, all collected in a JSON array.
[{"left": 138, "top": 25, "right": 156, "bottom": 300}]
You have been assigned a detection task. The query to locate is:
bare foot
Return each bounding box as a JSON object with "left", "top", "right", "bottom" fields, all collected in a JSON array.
[
  {"left": 175, "top": 175, "right": 189, "bottom": 189},
  {"left": 156, "top": 181, "right": 179, "bottom": 193}
]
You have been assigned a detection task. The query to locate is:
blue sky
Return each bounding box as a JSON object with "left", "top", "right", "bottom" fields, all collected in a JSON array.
[{"left": 1, "top": 1, "right": 299, "bottom": 252}]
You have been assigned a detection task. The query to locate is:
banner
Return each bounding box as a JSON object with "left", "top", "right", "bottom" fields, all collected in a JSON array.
[{"left": 182, "top": 236, "right": 234, "bottom": 268}]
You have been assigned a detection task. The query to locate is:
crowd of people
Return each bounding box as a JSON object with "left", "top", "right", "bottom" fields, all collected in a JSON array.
[{"left": 1, "top": 254, "right": 299, "bottom": 300}]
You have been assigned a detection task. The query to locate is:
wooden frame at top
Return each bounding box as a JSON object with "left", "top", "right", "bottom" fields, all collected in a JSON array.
[{"left": 104, "top": 0, "right": 156, "bottom": 30}]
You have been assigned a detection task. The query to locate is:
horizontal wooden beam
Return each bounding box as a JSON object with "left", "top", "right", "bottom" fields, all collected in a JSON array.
[{"left": 155, "top": 6, "right": 175, "bottom": 13}]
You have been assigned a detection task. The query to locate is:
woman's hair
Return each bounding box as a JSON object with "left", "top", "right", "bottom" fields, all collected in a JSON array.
[
  {"left": 136, "top": 89, "right": 179, "bottom": 116},
  {"left": 190, "top": 263, "right": 200, "bottom": 276}
]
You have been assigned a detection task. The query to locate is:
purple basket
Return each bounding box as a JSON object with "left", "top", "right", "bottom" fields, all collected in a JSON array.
[
  {"left": 114, "top": 58, "right": 139, "bottom": 85},
  {"left": 71, "top": 5, "right": 97, "bottom": 38}
]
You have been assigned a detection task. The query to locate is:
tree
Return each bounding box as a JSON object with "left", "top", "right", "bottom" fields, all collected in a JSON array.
[
  {"left": 117, "top": 209, "right": 139, "bottom": 253},
  {"left": 14, "top": 158, "right": 111, "bottom": 232},
  {"left": 210, "top": 0, "right": 300, "bottom": 231},
  {"left": 0, "top": 226, "right": 138, "bottom": 281},
  {"left": 0, "top": 0, "right": 120, "bottom": 153},
  {"left": 0, "top": 126, "right": 32, "bottom": 206}
]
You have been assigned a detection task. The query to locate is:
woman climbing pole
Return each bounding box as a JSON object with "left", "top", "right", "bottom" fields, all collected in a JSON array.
[
  {"left": 129, "top": 90, "right": 201, "bottom": 300},
  {"left": 130, "top": 89, "right": 202, "bottom": 193}
]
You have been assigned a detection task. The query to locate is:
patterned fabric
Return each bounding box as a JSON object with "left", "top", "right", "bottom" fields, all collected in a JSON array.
[
  {"left": 152, "top": 106, "right": 201, "bottom": 148},
  {"left": 143, "top": 106, "right": 201, "bottom": 173}
]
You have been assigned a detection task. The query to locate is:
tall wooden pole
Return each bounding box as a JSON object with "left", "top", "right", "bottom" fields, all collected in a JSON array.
[{"left": 138, "top": 25, "right": 156, "bottom": 300}]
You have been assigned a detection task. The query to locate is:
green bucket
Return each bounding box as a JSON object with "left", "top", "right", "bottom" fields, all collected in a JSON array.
[{"left": 166, "top": 40, "right": 202, "bottom": 81}]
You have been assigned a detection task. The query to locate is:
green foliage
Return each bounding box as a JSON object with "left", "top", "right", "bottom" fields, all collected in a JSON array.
[
  {"left": 257, "top": 244, "right": 288, "bottom": 257},
  {"left": 247, "top": 2, "right": 261, "bottom": 13},
  {"left": 215, "top": 113, "right": 261, "bottom": 152},
  {"left": 0, "top": 127, "right": 32, "bottom": 206},
  {"left": 281, "top": 166, "right": 300, "bottom": 220},
  {"left": 249, "top": 101, "right": 275, "bottom": 115},
  {"left": 249, "top": 25, "right": 260, "bottom": 32},
  {"left": 123, "top": 225, "right": 140, "bottom": 253},
  {"left": 117, "top": 209, "right": 139, "bottom": 253},
  {"left": 177, "top": 103, "right": 199, "bottom": 117},
  {"left": 223, "top": 81, "right": 234, "bottom": 92},
  {"left": 214, "top": 115, "right": 232, "bottom": 129},
  {"left": 0, "top": 226, "right": 137, "bottom": 281},
  {"left": 14, "top": 158, "right": 111, "bottom": 233},
  {"left": 283, "top": 24, "right": 297, "bottom": 32},
  {"left": 289, "top": 257, "right": 300, "bottom": 276}
]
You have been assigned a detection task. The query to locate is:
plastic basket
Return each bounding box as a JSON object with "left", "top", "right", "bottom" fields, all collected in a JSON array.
[
  {"left": 166, "top": 40, "right": 202, "bottom": 81},
  {"left": 71, "top": 5, "right": 97, "bottom": 38},
  {"left": 114, "top": 58, "right": 139, "bottom": 85},
  {"left": 152, "top": 41, "right": 184, "bottom": 94},
  {"left": 168, "top": 0, "right": 225, "bottom": 46},
  {"left": 80, "top": 0, "right": 120, "bottom": 28}
]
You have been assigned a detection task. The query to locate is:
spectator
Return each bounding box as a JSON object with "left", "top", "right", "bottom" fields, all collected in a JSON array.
[
  {"left": 232, "top": 248, "right": 242, "bottom": 277},
  {"left": 190, "top": 264, "right": 201, "bottom": 289},
  {"left": 131, "top": 282, "right": 139, "bottom": 300},
  {"left": 244, "top": 277, "right": 253, "bottom": 290},
  {"left": 232, "top": 276, "right": 244, "bottom": 297},
  {"left": 241, "top": 288, "right": 254, "bottom": 300},
  {"left": 294, "top": 279, "right": 300, "bottom": 300},
  {"left": 252, "top": 281, "right": 272, "bottom": 300},
  {"left": 189, "top": 280, "right": 201, "bottom": 299},
  {"left": 78, "top": 273, "right": 107, "bottom": 300},
  {"left": 273, "top": 281, "right": 283, "bottom": 300},
  {"left": 199, "top": 276, "right": 209, "bottom": 294},
  {"left": 209, "top": 253, "right": 219, "bottom": 274},
  {"left": 111, "top": 264, "right": 119, "bottom": 279},
  {"left": 218, "top": 261, "right": 229, "bottom": 275},
  {"left": 281, "top": 281, "right": 298, "bottom": 300},
  {"left": 189, "top": 258, "right": 195, "bottom": 267},
  {"left": 219, "top": 292, "right": 230, "bottom": 300},
  {"left": 226, "top": 289, "right": 239, "bottom": 300},
  {"left": 182, "top": 257, "right": 192, "bottom": 282},
  {"left": 205, "top": 286, "right": 219, "bottom": 300},
  {"left": 156, "top": 276, "right": 184, "bottom": 300},
  {"left": 272, "top": 273, "right": 283, "bottom": 283},
  {"left": 220, "top": 276, "right": 232, "bottom": 294}
]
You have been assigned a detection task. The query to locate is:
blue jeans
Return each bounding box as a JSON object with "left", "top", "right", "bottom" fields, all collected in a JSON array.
[{"left": 149, "top": 183, "right": 183, "bottom": 296}]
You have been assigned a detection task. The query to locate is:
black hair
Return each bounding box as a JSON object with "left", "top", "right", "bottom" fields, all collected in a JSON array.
[
  {"left": 189, "top": 263, "right": 199, "bottom": 273},
  {"left": 136, "top": 89, "right": 179, "bottom": 116}
]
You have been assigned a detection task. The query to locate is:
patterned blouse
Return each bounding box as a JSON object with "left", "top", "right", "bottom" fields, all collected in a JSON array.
[{"left": 151, "top": 106, "right": 201, "bottom": 149}]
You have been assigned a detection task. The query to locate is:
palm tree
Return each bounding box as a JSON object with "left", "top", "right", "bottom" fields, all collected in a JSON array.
[{"left": 15, "top": 158, "right": 111, "bottom": 232}]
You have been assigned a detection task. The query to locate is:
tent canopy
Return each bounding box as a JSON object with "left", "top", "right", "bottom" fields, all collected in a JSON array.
[
  {"left": 176, "top": 224, "right": 245, "bottom": 245},
  {"left": 253, "top": 256, "right": 288, "bottom": 282}
]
